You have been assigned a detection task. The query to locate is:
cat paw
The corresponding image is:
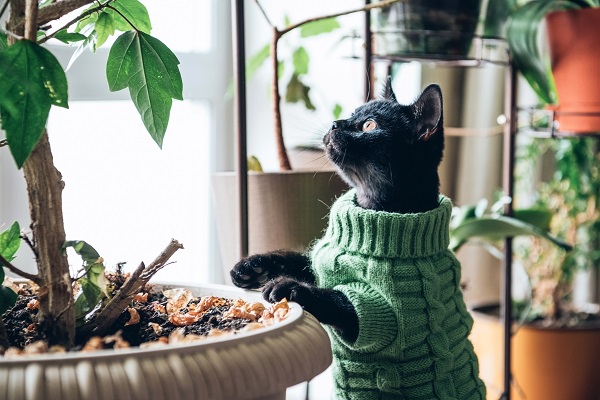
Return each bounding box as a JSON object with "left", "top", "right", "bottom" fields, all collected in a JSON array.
[
  {"left": 262, "top": 276, "right": 314, "bottom": 305},
  {"left": 230, "top": 254, "right": 273, "bottom": 289}
]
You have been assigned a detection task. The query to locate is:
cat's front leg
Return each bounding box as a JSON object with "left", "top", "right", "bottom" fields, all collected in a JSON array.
[
  {"left": 230, "top": 250, "right": 315, "bottom": 289},
  {"left": 263, "top": 277, "right": 359, "bottom": 341}
]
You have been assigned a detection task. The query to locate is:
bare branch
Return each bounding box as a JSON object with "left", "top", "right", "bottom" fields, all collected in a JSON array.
[
  {"left": 19, "top": 233, "right": 38, "bottom": 260},
  {"left": 280, "top": 0, "right": 404, "bottom": 37},
  {"left": 78, "top": 239, "right": 184, "bottom": 338},
  {"left": 0, "top": 253, "right": 41, "bottom": 284},
  {"left": 0, "top": 139, "right": 7, "bottom": 148},
  {"left": 12, "top": 0, "right": 95, "bottom": 33},
  {"left": 254, "top": 0, "right": 274, "bottom": 28},
  {"left": 38, "top": 2, "right": 104, "bottom": 44}
]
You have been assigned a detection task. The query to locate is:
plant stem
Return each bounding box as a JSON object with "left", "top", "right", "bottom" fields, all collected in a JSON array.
[
  {"left": 270, "top": 27, "right": 291, "bottom": 170},
  {"left": 12, "top": 0, "right": 95, "bottom": 32},
  {"left": 258, "top": 0, "right": 404, "bottom": 171},
  {"left": 0, "top": 253, "right": 40, "bottom": 283},
  {"left": 38, "top": 3, "right": 106, "bottom": 44}
]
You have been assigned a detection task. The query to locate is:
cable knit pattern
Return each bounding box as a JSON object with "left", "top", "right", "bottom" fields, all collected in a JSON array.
[{"left": 311, "top": 189, "right": 486, "bottom": 400}]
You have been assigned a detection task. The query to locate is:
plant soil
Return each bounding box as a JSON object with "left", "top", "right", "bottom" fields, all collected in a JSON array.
[{"left": 1, "top": 275, "right": 285, "bottom": 356}]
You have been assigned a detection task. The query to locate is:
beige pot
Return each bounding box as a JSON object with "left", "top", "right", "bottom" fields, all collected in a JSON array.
[
  {"left": 212, "top": 170, "right": 348, "bottom": 282},
  {"left": 470, "top": 304, "right": 600, "bottom": 400},
  {"left": 0, "top": 282, "right": 332, "bottom": 400}
]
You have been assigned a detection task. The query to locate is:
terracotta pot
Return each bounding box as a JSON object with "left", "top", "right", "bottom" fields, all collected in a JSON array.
[
  {"left": 470, "top": 304, "right": 600, "bottom": 400},
  {"left": 0, "top": 282, "right": 333, "bottom": 400},
  {"left": 211, "top": 170, "right": 348, "bottom": 282},
  {"left": 546, "top": 8, "right": 600, "bottom": 133}
]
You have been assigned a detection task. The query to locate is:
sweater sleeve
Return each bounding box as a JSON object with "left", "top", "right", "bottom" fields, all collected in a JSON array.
[{"left": 331, "top": 281, "right": 398, "bottom": 353}]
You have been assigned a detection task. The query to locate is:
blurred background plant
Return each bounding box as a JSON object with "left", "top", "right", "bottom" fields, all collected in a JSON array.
[{"left": 515, "top": 136, "right": 600, "bottom": 324}]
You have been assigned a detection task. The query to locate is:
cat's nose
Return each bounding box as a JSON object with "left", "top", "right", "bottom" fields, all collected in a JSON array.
[{"left": 331, "top": 121, "right": 339, "bottom": 131}]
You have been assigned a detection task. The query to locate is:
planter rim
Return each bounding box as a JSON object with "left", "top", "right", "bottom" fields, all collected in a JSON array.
[
  {"left": 213, "top": 170, "right": 341, "bottom": 177},
  {"left": 470, "top": 302, "right": 600, "bottom": 332},
  {"left": 0, "top": 282, "right": 304, "bottom": 365}
]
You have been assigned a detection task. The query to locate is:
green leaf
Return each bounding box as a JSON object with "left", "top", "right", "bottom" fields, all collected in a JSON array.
[
  {"left": 506, "top": 1, "right": 581, "bottom": 105},
  {"left": 64, "top": 239, "right": 109, "bottom": 301},
  {"left": 95, "top": 11, "right": 116, "bottom": 49},
  {"left": 292, "top": 46, "right": 309, "bottom": 76},
  {"left": 0, "top": 40, "right": 68, "bottom": 168},
  {"left": 333, "top": 103, "right": 343, "bottom": 119},
  {"left": 66, "top": 32, "right": 96, "bottom": 70},
  {"left": 74, "top": 277, "right": 104, "bottom": 325},
  {"left": 285, "top": 74, "right": 315, "bottom": 111},
  {"left": 247, "top": 44, "right": 270, "bottom": 81},
  {"left": 0, "top": 222, "right": 21, "bottom": 263},
  {"left": 0, "top": 32, "right": 7, "bottom": 51},
  {"left": 52, "top": 30, "right": 87, "bottom": 44},
  {"left": 0, "top": 286, "right": 18, "bottom": 316},
  {"left": 483, "top": 0, "right": 516, "bottom": 38},
  {"left": 247, "top": 155, "right": 263, "bottom": 172},
  {"left": 0, "top": 222, "right": 20, "bottom": 315},
  {"left": 75, "top": 8, "right": 98, "bottom": 33},
  {"left": 63, "top": 240, "right": 102, "bottom": 265},
  {"left": 513, "top": 208, "right": 553, "bottom": 231},
  {"left": 300, "top": 18, "right": 340, "bottom": 37},
  {"left": 107, "top": 0, "right": 152, "bottom": 34},
  {"left": 449, "top": 216, "right": 572, "bottom": 253},
  {"left": 106, "top": 31, "right": 183, "bottom": 147}
]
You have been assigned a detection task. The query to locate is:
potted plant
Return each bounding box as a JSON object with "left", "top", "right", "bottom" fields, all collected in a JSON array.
[
  {"left": 506, "top": 0, "right": 600, "bottom": 132},
  {"left": 212, "top": 0, "right": 402, "bottom": 276},
  {"left": 460, "top": 136, "right": 600, "bottom": 399},
  {"left": 370, "top": 0, "right": 485, "bottom": 58},
  {"left": 0, "top": 1, "right": 332, "bottom": 398}
]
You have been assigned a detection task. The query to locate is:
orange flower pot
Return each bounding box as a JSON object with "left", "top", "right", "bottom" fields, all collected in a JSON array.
[
  {"left": 470, "top": 305, "right": 600, "bottom": 400},
  {"left": 546, "top": 8, "right": 600, "bottom": 134}
]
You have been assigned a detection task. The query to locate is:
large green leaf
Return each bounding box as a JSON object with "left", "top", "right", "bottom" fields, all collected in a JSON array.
[
  {"left": 0, "top": 222, "right": 21, "bottom": 263},
  {"left": 449, "top": 215, "right": 572, "bottom": 253},
  {"left": 483, "top": 0, "right": 516, "bottom": 38},
  {"left": 0, "top": 40, "right": 68, "bottom": 168},
  {"left": 106, "top": 31, "right": 183, "bottom": 147},
  {"left": 300, "top": 18, "right": 340, "bottom": 37},
  {"left": 506, "top": 1, "right": 581, "bottom": 105},
  {"left": 0, "top": 31, "right": 7, "bottom": 50}
]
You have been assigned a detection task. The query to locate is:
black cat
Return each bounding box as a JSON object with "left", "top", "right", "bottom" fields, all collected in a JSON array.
[{"left": 230, "top": 82, "right": 486, "bottom": 399}]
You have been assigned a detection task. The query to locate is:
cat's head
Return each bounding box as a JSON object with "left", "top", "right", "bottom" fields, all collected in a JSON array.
[{"left": 324, "top": 82, "right": 444, "bottom": 212}]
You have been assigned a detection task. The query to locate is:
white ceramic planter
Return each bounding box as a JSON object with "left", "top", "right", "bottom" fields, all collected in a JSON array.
[{"left": 0, "top": 283, "right": 333, "bottom": 400}]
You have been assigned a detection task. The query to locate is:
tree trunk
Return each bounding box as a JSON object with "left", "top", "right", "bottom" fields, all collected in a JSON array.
[
  {"left": 8, "top": 0, "right": 75, "bottom": 348},
  {"left": 22, "top": 133, "right": 74, "bottom": 347}
]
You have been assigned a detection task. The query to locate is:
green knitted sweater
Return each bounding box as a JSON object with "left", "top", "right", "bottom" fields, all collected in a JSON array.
[{"left": 310, "top": 189, "right": 486, "bottom": 400}]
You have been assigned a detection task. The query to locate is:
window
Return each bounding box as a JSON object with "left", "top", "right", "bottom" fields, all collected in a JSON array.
[{"left": 0, "top": 0, "right": 232, "bottom": 284}]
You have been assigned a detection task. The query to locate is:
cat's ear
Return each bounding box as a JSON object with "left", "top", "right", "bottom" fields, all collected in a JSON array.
[
  {"left": 412, "top": 84, "right": 443, "bottom": 142},
  {"left": 381, "top": 76, "right": 397, "bottom": 102}
]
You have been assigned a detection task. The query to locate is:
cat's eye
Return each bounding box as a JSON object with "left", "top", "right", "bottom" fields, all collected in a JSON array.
[{"left": 362, "top": 119, "right": 377, "bottom": 132}]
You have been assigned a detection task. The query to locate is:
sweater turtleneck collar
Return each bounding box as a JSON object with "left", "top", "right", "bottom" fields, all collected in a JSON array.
[{"left": 324, "top": 189, "right": 452, "bottom": 258}]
